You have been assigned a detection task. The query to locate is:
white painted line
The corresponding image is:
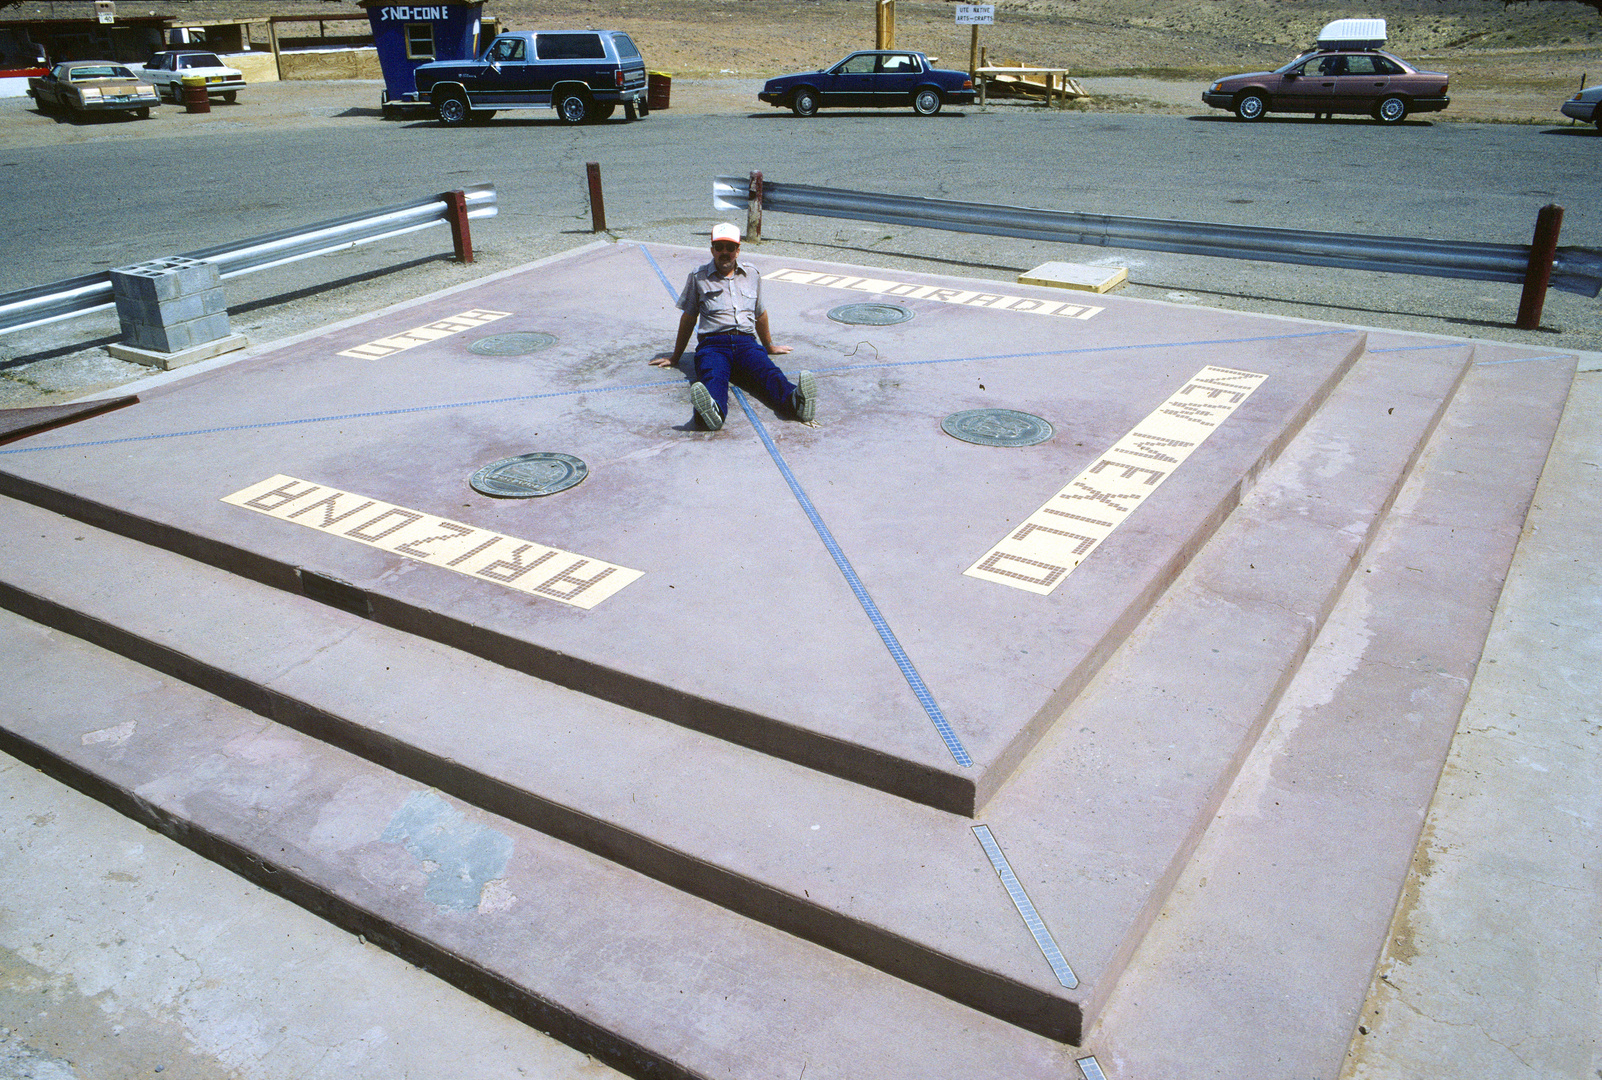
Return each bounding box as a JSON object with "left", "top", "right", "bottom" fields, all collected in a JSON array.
[
  {"left": 767, "top": 268, "right": 1104, "bottom": 321},
  {"left": 966, "top": 365, "right": 1267, "bottom": 594},
  {"left": 337, "top": 308, "right": 511, "bottom": 359},
  {"left": 223, "top": 475, "right": 642, "bottom": 609}
]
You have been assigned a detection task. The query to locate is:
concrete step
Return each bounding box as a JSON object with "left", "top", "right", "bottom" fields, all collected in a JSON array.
[
  {"left": 0, "top": 339, "right": 1500, "bottom": 1048},
  {"left": 0, "top": 746, "right": 633, "bottom": 1080},
  {"left": 0, "top": 488, "right": 1082, "bottom": 1040},
  {"left": 0, "top": 246, "right": 1377, "bottom": 817},
  {"left": 0, "top": 608, "right": 1077, "bottom": 1080},
  {"left": 1082, "top": 349, "right": 1579, "bottom": 1079}
]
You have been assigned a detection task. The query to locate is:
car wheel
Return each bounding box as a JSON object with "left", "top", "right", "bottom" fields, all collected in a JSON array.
[
  {"left": 557, "top": 92, "right": 590, "bottom": 124},
  {"left": 591, "top": 101, "right": 617, "bottom": 122},
  {"left": 222, "top": 90, "right": 237, "bottom": 104},
  {"left": 468, "top": 109, "right": 496, "bottom": 123},
  {"left": 1374, "top": 96, "right": 1408, "bottom": 123},
  {"left": 791, "top": 88, "right": 819, "bottom": 117},
  {"left": 135, "top": 106, "right": 150, "bottom": 120},
  {"left": 168, "top": 83, "right": 183, "bottom": 103},
  {"left": 1234, "top": 92, "right": 1266, "bottom": 121},
  {"left": 913, "top": 88, "right": 942, "bottom": 116},
  {"left": 437, "top": 91, "right": 470, "bottom": 126}
]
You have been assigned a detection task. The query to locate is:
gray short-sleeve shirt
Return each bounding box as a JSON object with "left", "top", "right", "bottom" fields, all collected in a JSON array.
[{"left": 677, "top": 261, "right": 766, "bottom": 335}]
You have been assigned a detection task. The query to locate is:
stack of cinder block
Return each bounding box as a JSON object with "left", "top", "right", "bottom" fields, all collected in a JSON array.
[{"left": 108, "top": 256, "right": 246, "bottom": 370}]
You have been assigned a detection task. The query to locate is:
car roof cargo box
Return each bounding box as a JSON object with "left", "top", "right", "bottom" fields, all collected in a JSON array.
[{"left": 1316, "top": 18, "right": 1387, "bottom": 51}]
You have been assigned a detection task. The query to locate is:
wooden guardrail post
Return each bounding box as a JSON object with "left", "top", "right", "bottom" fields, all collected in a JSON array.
[
  {"left": 440, "top": 189, "right": 473, "bottom": 262},
  {"left": 746, "top": 171, "right": 763, "bottom": 243},
  {"left": 1516, "top": 204, "right": 1563, "bottom": 330},
  {"left": 586, "top": 161, "right": 607, "bottom": 233}
]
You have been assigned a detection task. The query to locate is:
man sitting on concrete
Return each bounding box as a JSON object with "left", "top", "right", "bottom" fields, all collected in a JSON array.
[{"left": 652, "top": 223, "right": 816, "bottom": 431}]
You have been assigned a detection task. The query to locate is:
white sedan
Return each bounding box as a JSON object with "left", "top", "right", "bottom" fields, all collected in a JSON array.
[
  {"left": 1561, "top": 83, "right": 1602, "bottom": 126},
  {"left": 141, "top": 50, "right": 247, "bottom": 104}
]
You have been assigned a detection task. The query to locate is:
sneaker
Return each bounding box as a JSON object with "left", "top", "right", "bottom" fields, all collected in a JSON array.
[
  {"left": 690, "top": 381, "right": 723, "bottom": 431},
  {"left": 791, "top": 370, "right": 817, "bottom": 423}
]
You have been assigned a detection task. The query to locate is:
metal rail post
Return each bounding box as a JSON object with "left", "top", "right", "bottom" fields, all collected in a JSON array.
[
  {"left": 440, "top": 189, "right": 473, "bottom": 262},
  {"left": 587, "top": 161, "right": 607, "bottom": 233},
  {"left": 746, "top": 171, "right": 763, "bottom": 242},
  {"left": 1516, "top": 204, "right": 1563, "bottom": 330}
]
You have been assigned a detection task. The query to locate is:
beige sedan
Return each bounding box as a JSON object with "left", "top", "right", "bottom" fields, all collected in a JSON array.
[{"left": 29, "top": 61, "right": 161, "bottom": 119}]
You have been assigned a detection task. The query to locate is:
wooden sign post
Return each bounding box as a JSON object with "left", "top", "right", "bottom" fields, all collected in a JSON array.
[{"left": 876, "top": 0, "right": 896, "bottom": 50}]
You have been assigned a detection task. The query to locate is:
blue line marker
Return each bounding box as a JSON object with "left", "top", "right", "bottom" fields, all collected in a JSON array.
[
  {"left": 0, "top": 380, "right": 683, "bottom": 456},
  {"left": 732, "top": 387, "right": 973, "bottom": 769},
  {"left": 808, "top": 328, "right": 1349, "bottom": 376},
  {"left": 1368, "top": 342, "right": 1475, "bottom": 354},
  {"left": 637, "top": 244, "right": 679, "bottom": 297},
  {"left": 1475, "top": 353, "right": 1576, "bottom": 366},
  {"left": 973, "top": 824, "right": 1078, "bottom": 989}
]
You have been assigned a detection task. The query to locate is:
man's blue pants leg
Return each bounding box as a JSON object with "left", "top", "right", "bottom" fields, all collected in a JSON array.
[{"left": 693, "top": 334, "right": 797, "bottom": 421}]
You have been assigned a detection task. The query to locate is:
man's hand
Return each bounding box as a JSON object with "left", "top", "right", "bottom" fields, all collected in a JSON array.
[
  {"left": 649, "top": 352, "right": 677, "bottom": 368},
  {"left": 766, "top": 344, "right": 793, "bottom": 355}
]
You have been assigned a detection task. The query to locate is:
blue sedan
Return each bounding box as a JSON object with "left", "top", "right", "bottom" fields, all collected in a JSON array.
[{"left": 759, "top": 51, "right": 976, "bottom": 116}]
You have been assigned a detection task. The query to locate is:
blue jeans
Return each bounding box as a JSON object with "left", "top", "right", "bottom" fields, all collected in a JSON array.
[{"left": 693, "top": 332, "right": 796, "bottom": 422}]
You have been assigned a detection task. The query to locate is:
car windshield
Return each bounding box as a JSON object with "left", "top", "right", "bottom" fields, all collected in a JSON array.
[
  {"left": 70, "top": 65, "right": 129, "bottom": 80},
  {"left": 488, "top": 37, "right": 525, "bottom": 61},
  {"left": 178, "top": 54, "right": 223, "bottom": 68},
  {"left": 834, "top": 54, "right": 876, "bottom": 74}
]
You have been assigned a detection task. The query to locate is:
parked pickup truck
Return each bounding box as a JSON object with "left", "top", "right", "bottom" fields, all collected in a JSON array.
[
  {"left": 140, "top": 50, "right": 247, "bottom": 103},
  {"left": 29, "top": 61, "right": 160, "bottom": 118},
  {"left": 409, "top": 30, "right": 648, "bottom": 125}
]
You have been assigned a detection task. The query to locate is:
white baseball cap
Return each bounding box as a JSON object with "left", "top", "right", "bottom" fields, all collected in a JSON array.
[{"left": 711, "top": 222, "right": 742, "bottom": 243}]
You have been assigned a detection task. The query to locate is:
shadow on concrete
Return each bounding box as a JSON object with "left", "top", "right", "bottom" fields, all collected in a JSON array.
[
  {"left": 741, "top": 110, "right": 971, "bottom": 120},
  {"left": 1185, "top": 113, "right": 1436, "bottom": 126},
  {"left": 1152, "top": 282, "right": 1550, "bottom": 333},
  {"left": 226, "top": 253, "right": 453, "bottom": 317},
  {"left": 0, "top": 334, "right": 121, "bottom": 373}
]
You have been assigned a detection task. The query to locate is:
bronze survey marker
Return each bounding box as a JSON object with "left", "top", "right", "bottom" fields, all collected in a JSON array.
[{"left": 0, "top": 242, "right": 1381, "bottom": 813}]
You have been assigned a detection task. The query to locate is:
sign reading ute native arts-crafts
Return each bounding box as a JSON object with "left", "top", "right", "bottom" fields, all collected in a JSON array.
[{"left": 955, "top": 5, "right": 995, "bottom": 25}]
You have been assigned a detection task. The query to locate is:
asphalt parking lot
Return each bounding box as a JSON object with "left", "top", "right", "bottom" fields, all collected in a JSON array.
[{"left": 2, "top": 77, "right": 1600, "bottom": 408}]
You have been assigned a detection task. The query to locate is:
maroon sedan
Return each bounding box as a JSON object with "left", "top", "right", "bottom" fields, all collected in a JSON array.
[{"left": 1203, "top": 48, "right": 1449, "bottom": 124}]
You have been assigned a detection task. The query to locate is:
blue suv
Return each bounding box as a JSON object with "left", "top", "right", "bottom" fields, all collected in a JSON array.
[{"left": 413, "top": 30, "right": 648, "bottom": 125}]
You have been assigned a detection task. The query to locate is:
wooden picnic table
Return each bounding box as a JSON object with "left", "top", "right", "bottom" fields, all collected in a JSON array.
[{"left": 975, "top": 66, "right": 1083, "bottom": 108}]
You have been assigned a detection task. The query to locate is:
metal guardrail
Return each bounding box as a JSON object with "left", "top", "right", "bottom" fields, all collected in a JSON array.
[
  {"left": 715, "top": 176, "right": 1602, "bottom": 318},
  {"left": 0, "top": 185, "right": 498, "bottom": 338}
]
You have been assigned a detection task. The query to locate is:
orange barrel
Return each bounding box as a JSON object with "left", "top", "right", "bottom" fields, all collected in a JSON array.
[{"left": 647, "top": 71, "right": 670, "bottom": 110}]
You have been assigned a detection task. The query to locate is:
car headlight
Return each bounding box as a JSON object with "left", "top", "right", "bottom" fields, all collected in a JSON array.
[{"left": 1210, "top": 82, "right": 1222, "bottom": 93}]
